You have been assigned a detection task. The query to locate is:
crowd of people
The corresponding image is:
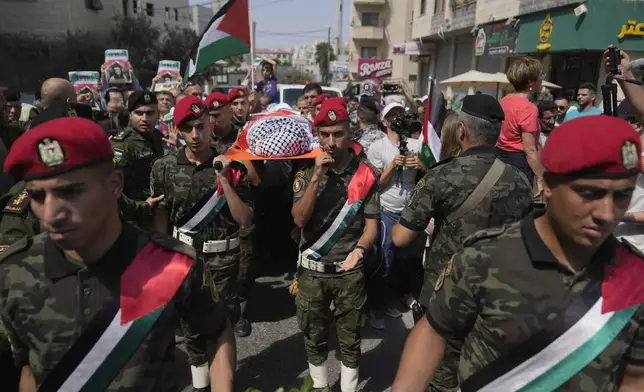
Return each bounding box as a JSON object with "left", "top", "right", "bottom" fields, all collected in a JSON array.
[{"left": 0, "top": 45, "right": 643, "bottom": 392}]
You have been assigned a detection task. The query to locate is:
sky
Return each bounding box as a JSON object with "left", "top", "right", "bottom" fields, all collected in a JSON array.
[{"left": 190, "top": 0, "right": 351, "bottom": 49}]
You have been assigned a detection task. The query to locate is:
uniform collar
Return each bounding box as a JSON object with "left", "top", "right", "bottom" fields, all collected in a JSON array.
[
  {"left": 176, "top": 146, "right": 216, "bottom": 167},
  {"left": 329, "top": 152, "right": 360, "bottom": 175},
  {"left": 521, "top": 210, "right": 617, "bottom": 268},
  {"left": 459, "top": 145, "right": 497, "bottom": 158},
  {"left": 44, "top": 222, "right": 139, "bottom": 281},
  {"left": 213, "top": 128, "right": 237, "bottom": 143}
]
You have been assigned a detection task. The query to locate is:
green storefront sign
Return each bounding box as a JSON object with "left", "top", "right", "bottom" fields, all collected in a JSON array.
[{"left": 515, "top": 0, "right": 644, "bottom": 53}]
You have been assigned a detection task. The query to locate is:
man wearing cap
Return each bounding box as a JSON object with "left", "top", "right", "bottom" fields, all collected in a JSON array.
[
  {"left": 110, "top": 91, "right": 164, "bottom": 210},
  {"left": 205, "top": 92, "right": 237, "bottom": 155},
  {"left": 312, "top": 93, "right": 331, "bottom": 118},
  {"left": 292, "top": 99, "right": 379, "bottom": 392},
  {"left": 392, "top": 94, "right": 533, "bottom": 392},
  {"left": 0, "top": 117, "right": 236, "bottom": 392},
  {"left": 393, "top": 116, "right": 644, "bottom": 392},
  {"left": 150, "top": 95, "right": 253, "bottom": 348},
  {"left": 354, "top": 96, "right": 384, "bottom": 152},
  {"left": 228, "top": 87, "right": 250, "bottom": 134}
]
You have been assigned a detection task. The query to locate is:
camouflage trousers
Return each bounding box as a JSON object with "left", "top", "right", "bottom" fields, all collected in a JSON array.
[
  {"left": 429, "top": 336, "right": 462, "bottom": 392},
  {"left": 238, "top": 225, "right": 256, "bottom": 303},
  {"left": 295, "top": 268, "right": 367, "bottom": 369}
]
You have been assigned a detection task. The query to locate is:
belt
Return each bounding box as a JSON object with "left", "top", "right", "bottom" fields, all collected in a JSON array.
[
  {"left": 298, "top": 254, "right": 342, "bottom": 274},
  {"left": 172, "top": 227, "right": 240, "bottom": 254}
]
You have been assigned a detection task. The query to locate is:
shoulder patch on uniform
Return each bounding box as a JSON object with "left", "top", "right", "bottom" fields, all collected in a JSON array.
[
  {"left": 149, "top": 231, "right": 196, "bottom": 260},
  {"left": 463, "top": 226, "right": 507, "bottom": 247},
  {"left": 293, "top": 175, "right": 305, "bottom": 193},
  {"left": 0, "top": 236, "right": 31, "bottom": 264},
  {"left": 428, "top": 156, "right": 455, "bottom": 171},
  {"left": 111, "top": 129, "right": 132, "bottom": 142},
  {"left": 3, "top": 189, "right": 30, "bottom": 215}
]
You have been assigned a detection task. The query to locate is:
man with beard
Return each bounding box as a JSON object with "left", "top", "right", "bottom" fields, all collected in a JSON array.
[
  {"left": 0, "top": 117, "right": 235, "bottom": 392},
  {"left": 110, "top": 91, "right": 164, "bottom": 224},
  {"left": 563, "top": 83, "right": 603, "bottom": 122},
  {"left": 538, "top": 100, "right": 557, "bottom": 146},
  {"left": 150, "top": 97, "right": 252, "bottom": 389},
  {"left": 228, "top": 87, "right": 250, "bottom": 134}
]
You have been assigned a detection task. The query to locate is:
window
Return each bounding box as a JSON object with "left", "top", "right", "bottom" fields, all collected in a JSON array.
[
  {"left": 146, "top": 3, "right": 154, "bottom": 16},
  {"left": 360, "top": 46, "right": 378, "bottom": 58},
  {"left": 133, "top": 0, "right": 139, "bottom": 14},
  {"left": 361, "top": 12, "right": 379, "bottom": 27},
  {"left": 174, "top": 8, "right": 179, "bottom": 21},
  {"left": 420, "top": 0, "right": 426, "bottom": 15},
  {"left": 122, "top": 0, "right": 128, "bottom": 15},
  {"left": 85, "top": 0, "right": 103, "bottom": 10},
  {"left": 434, "top": 0, "right": 445, "bottom": 13},
  {"left": 165, "top": 7, "right": 170, "bottom": 19}
]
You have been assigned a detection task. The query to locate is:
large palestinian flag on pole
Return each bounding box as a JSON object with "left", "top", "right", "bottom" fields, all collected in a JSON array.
[
  {"left": 185, "top": 0, "right": 251, "bottom": 80},
  {"left": 418, "top": 77, "right": 446, "bottom": 167}
]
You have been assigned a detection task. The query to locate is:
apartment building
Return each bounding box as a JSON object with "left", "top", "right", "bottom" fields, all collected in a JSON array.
[
  {"left": 190, "top": 4, "right": 214, "bottom": 35},
  {"left": 410, "top": 0, "right": 644, "bottom": 102},
  {"left": 349, "top": 0, "right": 417, "bottom": 93},
  {"left": 0, "top": 0, "right": 191, "bottom": 37}
]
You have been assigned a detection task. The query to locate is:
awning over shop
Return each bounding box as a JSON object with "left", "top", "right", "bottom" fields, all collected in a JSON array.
[{"left": 515, "top": 0, "right": 644, "bottom": 54}]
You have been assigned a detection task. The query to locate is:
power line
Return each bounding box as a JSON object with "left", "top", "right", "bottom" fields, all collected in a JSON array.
[{"left": 257, "top": 29, "right": 329, "bottom": 35}]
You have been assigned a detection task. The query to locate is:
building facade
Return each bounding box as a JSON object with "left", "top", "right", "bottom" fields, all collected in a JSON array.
[
  {"left": 410, "top": 0, "right": 644, "bottom": 106},
  {"left": 349, "top": 0, "right": 417, "bottom": 94},
  {"left": 0, "top": 0, "right": 191, "bottom": 37},
  {"left": 190, "top": 5, "right": 213, "bottom": 36}
]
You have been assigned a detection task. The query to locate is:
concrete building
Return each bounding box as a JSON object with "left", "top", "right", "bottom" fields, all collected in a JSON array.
[
  {"left": 0, "top": 0, "right": 191, "bottom": 37},
  {"left": 292, "top": 42, "right": 322, "bottom": 81},
  {"left": 410, "top": 0, "right": 644, "bottom": 105},
  {"left": 349, "top": 0, "right": 417, "bottom": 93},
  {"left": 256, "top": 48, "right": 294, "bottom": 65},
  {"left": 190, "top": 5, "right": 213, "bottom": 35}
]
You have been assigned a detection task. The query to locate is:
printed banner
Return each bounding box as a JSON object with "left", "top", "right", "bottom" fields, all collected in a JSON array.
[
  {"left": 68, "top": 71, "right": 100, "bottom": 100},
  {"left": 330, "top": 61, "right": 350, "bottom": 81},
  {"left": 357, "top": 58, "right": 393, "bottom": 79},
  {"left": 104, "top": 49, "right": 133, "bottom": 84},
  {"left": 475, "top": 23, "right": 518, "bottom": 57},
  {"left": 154, "top": 60, "right": 181, "bottom": 91}
]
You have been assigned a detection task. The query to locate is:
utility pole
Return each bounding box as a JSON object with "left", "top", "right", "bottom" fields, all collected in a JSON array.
[
  {"left": 335, "top": 0, "right": 343, "bottom": 56},
  {"left": 327, "top": 27, "right": 331, "bottom": 83}
]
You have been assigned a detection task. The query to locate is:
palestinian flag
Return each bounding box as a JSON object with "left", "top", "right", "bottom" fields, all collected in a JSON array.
[
  {"left": 418, "top": 78, "right": 446, "bottom": 167},
  {"left": 185, "top": 0, "right": 251, "bottom": 80}
]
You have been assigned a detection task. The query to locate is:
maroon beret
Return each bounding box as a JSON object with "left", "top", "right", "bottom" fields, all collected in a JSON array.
[
  {"left": 174, "top": 96, "right": 206, "bottom": 126},
  {"left": 542, "top": 116, "right": 641, "bottom": 178},
  {"left": 227, "top": 87, "right": 248, "bottom": 102},
  {"left": 312, "top": 93, "right": 331, "bottom": 107},
  {"left": 313, "top": 99, "right": 349, "bottom": 128},
  {"left": 4, "top": 117, "right": 113, "bottom": 180},
  {"left": 204, "top": 92, "right": 229, "bottom": 111}
]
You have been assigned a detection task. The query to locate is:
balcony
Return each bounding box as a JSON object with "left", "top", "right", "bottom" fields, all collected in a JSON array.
[
  {"left": 351, "top": 25, "right": 385, "bottom": 40},
  {"left": 353, "top": 0, "right": 386, "bottom": 5}
]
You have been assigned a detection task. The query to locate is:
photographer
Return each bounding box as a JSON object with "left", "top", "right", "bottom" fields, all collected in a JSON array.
[
  {"left": 604, "top": 46, "right": 644, "bottom": 124},
  {"left": 366, "top": 102, "right": 424, "bottom": 330}
]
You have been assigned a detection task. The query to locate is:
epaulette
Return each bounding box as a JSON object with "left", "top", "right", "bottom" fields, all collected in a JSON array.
[
  {"left": 0, "top": 235, "right": 31, "bottom": 261},
  {"left": 427, "top": 156, "right": 455, "bottom": 171},
  {"left": 110, "top": 128, "right": 132, "bottom": 142},
  {"left": 2, "top": 189, "right": 30, "bottom": 216},
  {"left": 463, "top": 225, "right": 507, "bottom": 247},
  {"left": 149, "top": 231, "right": 196, "bottom": 260}
]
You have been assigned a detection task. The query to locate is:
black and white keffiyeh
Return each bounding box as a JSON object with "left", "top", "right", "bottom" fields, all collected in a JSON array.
[{"left": 245, "top": 108, "right": 319, "bottom": 157}]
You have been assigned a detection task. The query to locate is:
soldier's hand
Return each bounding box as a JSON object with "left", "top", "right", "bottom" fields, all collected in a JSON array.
[
  {"left": 338, "top": 247, "right": 365, "bottom": 272},
  {"left": 405, "top": 155, "right": 424, "bottom": 169},
  {"left": 146, "top": 194, "right": 164, "bottom": 208},
  {"left": 162, "top": 123, "right": 180, "bottom": 147},
  {"left": 213, "top": 155, "right": 233, "bottom": 179},
  {"left": 77, "top": 93, "right": 92, "bottom": 104},
  {"left": 313, "top": 152, "right": 334, "bottom": 179}
]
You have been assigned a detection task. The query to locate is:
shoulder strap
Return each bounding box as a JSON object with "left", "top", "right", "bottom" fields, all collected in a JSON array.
[{"left": 446, "top": 158, "right": 507, "bottom": 224}]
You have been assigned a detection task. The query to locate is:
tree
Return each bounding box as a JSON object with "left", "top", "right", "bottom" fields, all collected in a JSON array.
[{"left": 315, "top": 42, "right": 336, "bottom": 84}]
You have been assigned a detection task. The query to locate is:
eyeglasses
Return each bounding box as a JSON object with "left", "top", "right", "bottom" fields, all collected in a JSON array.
[{"left": 557, "top": 106, "right": 567, "bottom": 110}]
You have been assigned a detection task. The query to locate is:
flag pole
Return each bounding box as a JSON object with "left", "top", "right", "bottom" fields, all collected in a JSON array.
[{"left": 248, "top": 0, "right": 255, "bottom": 89}]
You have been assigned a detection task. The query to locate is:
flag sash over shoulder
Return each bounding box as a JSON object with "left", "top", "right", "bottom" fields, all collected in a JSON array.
[
  {"left": 300, "top": 162, "right": 376, "bottom": 261},
  {"left": 460, "top": 245, "right": 644, "bottom": 392},
  {"left": 38, "top": 243, "right": 193, "bottom": 392}
]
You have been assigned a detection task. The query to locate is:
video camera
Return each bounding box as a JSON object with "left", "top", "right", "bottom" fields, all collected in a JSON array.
[
  {"left": 390, "top": 112, "right": 422, "bottom": 139},
  {"left": 603, "top": 46, "right": 643, "bottom": 117}
]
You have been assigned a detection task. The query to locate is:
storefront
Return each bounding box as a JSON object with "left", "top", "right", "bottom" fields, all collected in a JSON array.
[{"left": 514, "top": 0, "right": 644, "bottom": 100}]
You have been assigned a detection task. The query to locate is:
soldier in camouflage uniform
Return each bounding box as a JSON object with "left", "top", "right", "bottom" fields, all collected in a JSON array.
[
  {"left": 0, "top": 117, "right": 235, "bottom": 392},
  {"left": 150, "top": 97, "right": 252, "bottom": 388},
  {"left": 393, "top": 115, "right": 644, "bottom": 392},
  {"left": 292, "top": 100, "right": 379, "bottom": 392},
  {"left": 392, "top": 94, "right": 533, "bottom": 392},
  {"left": 228, "top": 87, "right": 250, "bottom": 134},
  {"left": 111, "top": 91, "right": 164, "bottom": 224}
]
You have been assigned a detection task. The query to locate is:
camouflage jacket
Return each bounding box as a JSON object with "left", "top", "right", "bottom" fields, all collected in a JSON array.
[
  {"left": 0, "top": 222, "right": 228, "bottom": 391},
  {"left": 210, "top": 127, "right": 238, "bottom": 156},
  {"left": 111, "top": 126, "right": 164, "bottom": 201},
  {"left": 293, "top": 154, "right": 380, "bottom": 268},
  {"left": 398, "top": 146, "right": 533, "bottom": 304},
  {"left": 426, "top": 212, "right": 644, "bottom": 391},
  {"left": 0, "top": 181, "right": 42, "bottom": 250},
  {"left": 150, "top": 147, "right": 253, "bottom": 251},
  {"left": 356, "top": 124, "right": 385, "bottom": 153}
]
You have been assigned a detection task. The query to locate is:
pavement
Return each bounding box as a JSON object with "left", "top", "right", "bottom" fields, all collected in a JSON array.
[{"left": 178, "top": 269, "right": 415, "bottom": 392}]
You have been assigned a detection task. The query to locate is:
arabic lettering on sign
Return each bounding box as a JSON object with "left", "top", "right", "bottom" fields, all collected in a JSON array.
[{"left": 618, "top": 20, "right": 644, "bottom": 39}]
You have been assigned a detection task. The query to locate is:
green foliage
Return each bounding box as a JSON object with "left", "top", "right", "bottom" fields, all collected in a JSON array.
[
  {"left": 315, "top": 42, "right": 336, "bottom": 84},
  {"left": 243, "top": 375, "right": 314, "bottom": 392}
]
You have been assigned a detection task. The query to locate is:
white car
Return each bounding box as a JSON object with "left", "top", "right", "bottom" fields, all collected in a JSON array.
[{"left": 278, "top": 84, "right": 343, "bottom": 107}]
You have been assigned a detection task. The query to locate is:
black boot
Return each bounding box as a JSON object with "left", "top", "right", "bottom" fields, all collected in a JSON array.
[
  {"left": 234, "top": 317, "right": 251, "bottom": 337},
  {"left": 192, "top": 385, "right": 210, "bottom": 392}
]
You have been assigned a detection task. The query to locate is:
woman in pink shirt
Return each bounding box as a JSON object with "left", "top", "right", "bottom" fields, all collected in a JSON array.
[{"left": 496, "top": 57, "right": 543, "bottom": 187}]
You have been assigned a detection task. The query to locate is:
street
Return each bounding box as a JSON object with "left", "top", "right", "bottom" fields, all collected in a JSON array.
[{"left": 179, "top": 270, "right": 415, "bottom": 392}]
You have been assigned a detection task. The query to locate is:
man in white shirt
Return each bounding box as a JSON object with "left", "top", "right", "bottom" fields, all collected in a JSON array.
[{"left": 367, "top": 102, "right": 424, "bottom": 329}]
